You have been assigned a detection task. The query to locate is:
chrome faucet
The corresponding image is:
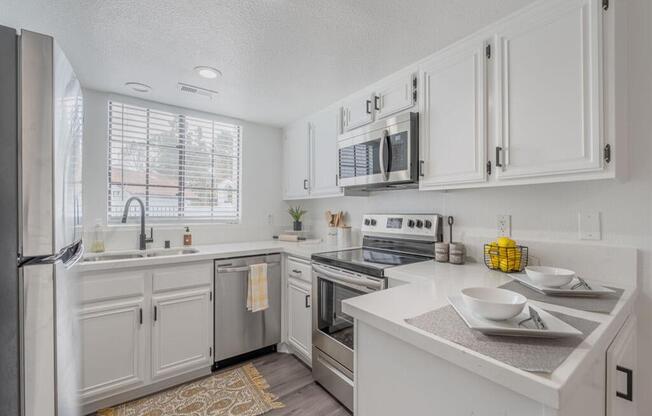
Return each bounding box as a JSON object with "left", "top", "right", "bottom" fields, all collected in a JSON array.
[{"left": 121, "top": 196, "right": 153, "bottom": 250}]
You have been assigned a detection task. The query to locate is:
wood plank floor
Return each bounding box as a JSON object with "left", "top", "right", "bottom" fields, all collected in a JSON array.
[{"left": 231, "top": 352, "right": 352, "bottom": 416}]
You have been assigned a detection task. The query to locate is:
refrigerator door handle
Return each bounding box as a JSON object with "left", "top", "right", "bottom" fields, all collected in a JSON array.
[{"left": 21, "top": 240, "right": 83, "bottom": 267}]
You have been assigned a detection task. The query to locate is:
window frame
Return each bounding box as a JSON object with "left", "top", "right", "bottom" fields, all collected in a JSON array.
[{"left": 106, "top": 101, "right": 243, "bottom": 225}]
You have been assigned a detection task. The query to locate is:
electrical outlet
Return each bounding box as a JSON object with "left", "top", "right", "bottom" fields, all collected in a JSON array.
[
  {"left": 497, "top": 214, "right": 511, "bottom": 237},
  {"left": 267, "top": 213, "right": 274, "bottom": 225},
  {"left": 579, "top": 211, "right": 601, "bottom": 240}
]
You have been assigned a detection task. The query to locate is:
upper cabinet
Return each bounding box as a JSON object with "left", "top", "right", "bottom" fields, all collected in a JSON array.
[
  {"left": 419, "top": 38, "right": 488, "bottom": 189},
  {"left": 283, "top": 0, "right": 621, "bottom": 193},
  {"left": 341, "top": 90, "right": 375, "bottom": 132},
  {"left": 493, "top": 0, "right": 606, "bottom": 181},
  {"left": 283, "top": 123, "right": 310, "bottom": 199},
  {"left": 309, "top": 108, "right": 342, "bottom": 197},
  {"left": 283, "top": 107, "right": 343, "bottom": 200}
]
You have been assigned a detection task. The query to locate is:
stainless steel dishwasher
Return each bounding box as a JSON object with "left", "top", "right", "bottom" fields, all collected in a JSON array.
[{"left": 214, "top": 253, "right": 282, "bottom": 366}]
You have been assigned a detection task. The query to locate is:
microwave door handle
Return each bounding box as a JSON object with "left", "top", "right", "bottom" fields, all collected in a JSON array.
[
  {"left": 378, "top": 131, "right": 389, "bottom": 181},
  {"left": 382, "top": 130, "right": 390, "bottom": 181}
]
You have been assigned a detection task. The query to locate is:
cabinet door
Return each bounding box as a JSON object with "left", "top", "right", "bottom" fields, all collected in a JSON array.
[
  {"left": 287, "top": 278, "right": 312, "bottom": 359},
  {"left": 494, "top": 0, "right": 604, "bottom": 180},
  {"left": 79, "top": 298, "right": 146, "bottom": 402},
  {"left": 151, "top": 287, "right": 212, "bottom": 382},
  {"left": 607, "top": 316, "right": 637, "bottom": 416},
  {"left": 283, "top": 123, "right": 310, "bottom": 199},
  {"left": 341, "top": 90, "right": 375, "bottom": 132},
  {"left": 309, "top": 108, "right": 343, "bottom": 198},
  {"left": 375, "top": 71, "right": 416, "bottom": 120},
  {"left": 419, "top": 39, "right": 487, "bottom": 189}
]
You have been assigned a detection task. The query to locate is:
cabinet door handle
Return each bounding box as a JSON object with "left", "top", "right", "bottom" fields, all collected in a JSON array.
[
  {"left": 419, "top": 160, "right": 425, "bottom": 177},
  {"left": 292, "top": 269, "right": 302, "bottom": 275},
  {"left": 153, "top": 306, "right": 158, "bottom": 322},
  {"left": 303, "top": 179, "right": 309, "bottom": 190},
  {"left": 139, "top": 308, "right": 143, "bottom": 325},
  {"left": 305, "top": 294, "right": 311, "bottom": 308},
  {"left": 366, "top": 99, "right": 372, "bottom": 114},
  {"left": 495, "top": 146, "right": 503, "bottom": 168},
  {"left": 616, "top": 365, "right": 633, "bottom": 401},
  {"left": 374, "top": 95, "right": 380, "bottom": 111}
]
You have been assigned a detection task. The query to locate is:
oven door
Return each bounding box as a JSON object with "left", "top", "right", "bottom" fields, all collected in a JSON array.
[
  {"left": 312, "top": 263, "right": 384, "bottom": 371},
  {"left": 338, "top": 112, "right": 418, "bottom": 188}
]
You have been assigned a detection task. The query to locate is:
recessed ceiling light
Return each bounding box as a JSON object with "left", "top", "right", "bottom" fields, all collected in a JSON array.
[
  {"left": 125, "top": 82, "right": 152, "bottom": 93},
  {"left": 194, "top": 66, "right": 222, "bottom": 79}
]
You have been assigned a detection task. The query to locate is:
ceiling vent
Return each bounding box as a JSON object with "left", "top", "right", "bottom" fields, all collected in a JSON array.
[{"left": 177, "top": 82, "right": 218, "bottom": 99}]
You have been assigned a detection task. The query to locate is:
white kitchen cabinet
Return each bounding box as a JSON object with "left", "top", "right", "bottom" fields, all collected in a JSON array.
[
  {"left": 287, "top": 277, "right": 312, "bottom": 361},
  {"left": 341, "top": 89, "right": 375, "bottom": 132},
  {"left": 78, "top": 261, "right": 213, "bottom": 410},
  {"left": 493, "top": 0, "right": 605, "bottom": 180},
  {"left": 79, "top": 297, "right": 146, "bottom": 401},
  {"left": 419, "top": 38, "right": 488, "bottom": 189},
  {"left": 283, "top": 122, "right": 310, "bottom": 199},
  {"left": 607, "top": 316, "right": 637, "bottom": 416},
  {"left": 374, "top": 71, "right": 417, "bottom": 120},
  {"left": 309, "top": 108, "right": 343, "bottom": 198},
  {"left": 151, "top": 287, "right": 213, "bottom": 382}
]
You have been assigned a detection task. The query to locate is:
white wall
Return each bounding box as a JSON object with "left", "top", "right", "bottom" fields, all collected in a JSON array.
[
  {"left": 82, "top": 89, "right": 286, "bottom": 250},
  {"left": 298, "top": 0, "right": 652, "bottom": 412}
]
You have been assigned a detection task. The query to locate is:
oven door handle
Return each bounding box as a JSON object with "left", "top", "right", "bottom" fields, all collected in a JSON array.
[{"left": 312, "top": 264, "right": 383, "bottom": 292}]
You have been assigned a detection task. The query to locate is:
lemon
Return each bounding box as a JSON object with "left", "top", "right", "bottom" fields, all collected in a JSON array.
[{"left": 497, "top": 237, "right": 516, "bottom": 247}]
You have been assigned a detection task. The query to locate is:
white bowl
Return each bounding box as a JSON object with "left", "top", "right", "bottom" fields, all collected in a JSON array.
[
  {"left": 461, "top": 287, "right": 527, "bottom": 321},
  {"left": 525, "top": 266, "right": 575, "bottom": 288}
]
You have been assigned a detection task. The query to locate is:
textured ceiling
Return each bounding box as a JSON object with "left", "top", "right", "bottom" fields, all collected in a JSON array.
[{"left": 0, "top": 0, "right": 534, "bottom": 126}]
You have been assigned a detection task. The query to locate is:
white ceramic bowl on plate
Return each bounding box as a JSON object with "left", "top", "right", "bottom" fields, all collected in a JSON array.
[
  {"left": 461, "top": 287, "right": 527, "bottom": 321},
  {"left": 525, "top": 266, "right": 575, "bottom": 288}
]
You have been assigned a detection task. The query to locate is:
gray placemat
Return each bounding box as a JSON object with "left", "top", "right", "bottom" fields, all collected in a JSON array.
[
  {"left": 405, "top": 305, "right": 599, "bottom": 374},
  {"left": 499, "top": 280, "right": 624, "bottom": 314}
]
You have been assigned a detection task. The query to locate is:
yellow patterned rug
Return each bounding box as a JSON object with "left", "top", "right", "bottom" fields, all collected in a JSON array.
[{"left": 98, "top": 363, "right": 284, "bottom": 416}]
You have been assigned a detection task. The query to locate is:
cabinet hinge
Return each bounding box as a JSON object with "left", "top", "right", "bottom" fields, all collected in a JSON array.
[
  {"left": 486, "top": 44, "right": 491, "bottom": 59},
  {"left": 604, "top": 144, "right": 612, "bottom": 164},
  {"left": 209, "top": 347, "right": 212, "bottom": 356},
  {"left": 486, "top": 161, "right": 492, "bottom": 175},
  {"left": 602, "top": 0, "right": 609, "bottom": 11},
  {"left": 412, "top": 75, "right": 418, "bottom": 102},
  {"left": 209, "top": 292, "right": 212, "bottom": 301}
]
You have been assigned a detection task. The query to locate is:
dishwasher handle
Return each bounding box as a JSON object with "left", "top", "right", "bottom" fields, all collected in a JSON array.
[{"left": 217, "top": 262, "right": 280, "bottom": 273}]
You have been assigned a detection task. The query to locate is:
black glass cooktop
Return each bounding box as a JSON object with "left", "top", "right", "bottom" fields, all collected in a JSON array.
[{"left": 312, "top": 248, "right": 429, "bottom": 278}]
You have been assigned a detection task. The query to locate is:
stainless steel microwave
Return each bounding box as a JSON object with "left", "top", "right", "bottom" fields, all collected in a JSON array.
[{"left": 337, "top": 112, "right": 419, "bottom": 190}]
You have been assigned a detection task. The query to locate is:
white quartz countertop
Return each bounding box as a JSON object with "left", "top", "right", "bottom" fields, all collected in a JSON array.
[
  {"left": 75, "top": 239, "right": 343, "bottom": 272},
  {"left": 342, "top": 260, "right": 637, "bottom": 409}
]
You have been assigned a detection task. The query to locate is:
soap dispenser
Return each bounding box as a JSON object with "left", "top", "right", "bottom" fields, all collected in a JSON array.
[{"left": 183, "top": 226, "right": 192, "bottom": 246}]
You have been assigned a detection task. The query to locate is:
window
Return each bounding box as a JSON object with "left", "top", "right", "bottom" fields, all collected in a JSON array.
[{"left": 108, "top": 101, "right": 241, "bottom": 223}]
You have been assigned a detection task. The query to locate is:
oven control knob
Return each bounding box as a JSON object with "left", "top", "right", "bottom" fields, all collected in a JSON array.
[
  {"left": 407, "top": 220, "right": 415, "bottom": 228},
  {"left": 370, "top": 219, "right": 377, "bottom": 226},
  {"left": 416, "top": 220, "right": 424, "bottom": 228},
  {"left": 424, "top": 220, "right": 433, "bottom": 229},
  {"left": 364, "top": 219, "right": 371, "bottom": 226}
]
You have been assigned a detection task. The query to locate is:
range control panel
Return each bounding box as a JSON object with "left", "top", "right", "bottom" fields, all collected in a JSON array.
[{"left": 361, "top": 214, "right": 443, "bottom": 240}]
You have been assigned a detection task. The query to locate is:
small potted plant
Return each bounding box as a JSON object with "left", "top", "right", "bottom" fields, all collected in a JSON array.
[{"left": 288, "top": 205, "right": 307, "bottom": 231}]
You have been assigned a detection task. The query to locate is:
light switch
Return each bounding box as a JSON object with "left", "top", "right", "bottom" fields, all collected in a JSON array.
[{"left": 578, "top": 211, "right": 601, "bottom": 240}]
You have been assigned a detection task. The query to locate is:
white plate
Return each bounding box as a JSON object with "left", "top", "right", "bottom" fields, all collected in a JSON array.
[
  {"left": 448, "top": 296, "right": 583, "bottom": 338},
  {"left": 509, "top": 273, "right": 616, "bottom": 297}
]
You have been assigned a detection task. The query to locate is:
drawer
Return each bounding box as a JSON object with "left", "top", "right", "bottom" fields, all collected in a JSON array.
[
  {"left": 152, "top": 261, "right": 212, "bottom": 293},
  {"left": 79, "top": 269, "right": 146, "bottom": 304},
  {"left": 287, "top": 256, "right": 312, "bottom": 283}
]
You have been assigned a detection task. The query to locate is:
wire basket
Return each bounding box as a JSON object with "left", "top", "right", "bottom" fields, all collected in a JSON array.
[{"left": 483, "top": 244, "right": 528, "bottom": 273}]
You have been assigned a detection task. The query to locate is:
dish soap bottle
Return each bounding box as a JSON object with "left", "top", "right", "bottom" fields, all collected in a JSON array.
[
  {"left": 183, "top": 226, "right": 192, "bottom": 246},
  {"left": 90, "top": 220, "right": 105, "bottom": 253}
]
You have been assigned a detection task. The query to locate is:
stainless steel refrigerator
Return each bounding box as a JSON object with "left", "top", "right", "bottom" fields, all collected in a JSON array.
[{"left": 0, "top": 27, "right": 84, "bottom": 416}]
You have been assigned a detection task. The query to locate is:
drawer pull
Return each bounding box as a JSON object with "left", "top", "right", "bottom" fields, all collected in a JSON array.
[
  {"left": 305, "top": 294, "right": 311, "bottom": 308},
  {"left": 292, "top": 269, "right": 302, "bottom": 275},
  {"left": 616, "top": 365, "right": 633, "bottom": 401}
]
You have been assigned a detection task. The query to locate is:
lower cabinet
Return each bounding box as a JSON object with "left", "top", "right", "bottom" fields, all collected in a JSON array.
[
  {"left": 78, "top": 261, "right": 213, "bottom": 408},
  {"left": 606, "top": 316, "right": 637, "bottom": 416},
  {"left": 287, "top": 277, "right": 312, "bottom": 361},
  {"left": 151, "top": 287, "right": 213, "bottom": 382},
  {"left": 79, "top": 297, "right": 147, "bottom": 400}
]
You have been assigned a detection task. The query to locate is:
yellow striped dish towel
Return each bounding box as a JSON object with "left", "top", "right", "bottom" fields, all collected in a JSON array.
[{"left": 247, "top": 263, "right": 269, "bottom": 312}]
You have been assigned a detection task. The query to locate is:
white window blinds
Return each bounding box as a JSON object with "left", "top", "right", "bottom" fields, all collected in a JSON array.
[{"left": 108, "top": 101, "right": 241, "bottom": 222}]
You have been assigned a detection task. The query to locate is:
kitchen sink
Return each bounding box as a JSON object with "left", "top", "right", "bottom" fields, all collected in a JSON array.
[
  {"left": 145, "top": 248, "right": 199, "bottom": 257},
  {"left": 83, "top": 248, "right": 199, "bottom": 262}
]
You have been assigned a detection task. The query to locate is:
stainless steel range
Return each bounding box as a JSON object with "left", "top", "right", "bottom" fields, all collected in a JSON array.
[{"left": 311, "top": 214, "right": 443, "bottom": 410}]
